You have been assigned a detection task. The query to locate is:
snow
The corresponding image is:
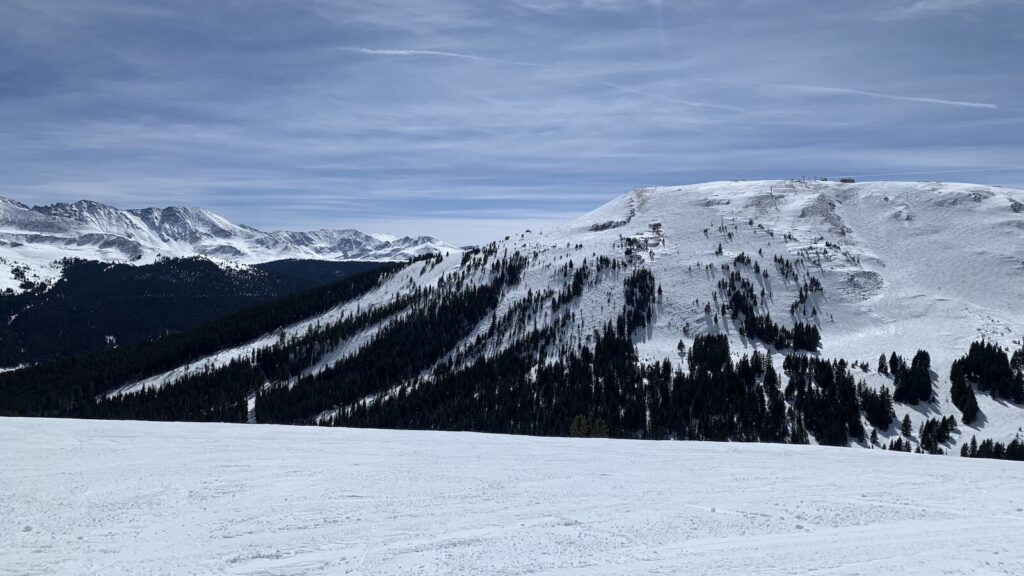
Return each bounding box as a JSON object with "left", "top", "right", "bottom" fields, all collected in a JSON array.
[
  {"left": 548, "top": 180, "right": 1024, "bottom": 372},
  {"left": 100, "top": 180, "right": 1024, "bottom": 449},
  {"left": 473, "top": 179, "right": 1024, "bottom": 447},
  {"left": 0, "top": 196, "right": 460, "bottom": 293},
  {"left": 3, "top": 417, "right": 1024, "bottom": 576}
]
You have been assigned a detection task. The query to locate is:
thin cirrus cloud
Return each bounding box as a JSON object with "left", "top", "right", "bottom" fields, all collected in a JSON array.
[
  {"left": 731, "top": 82, "right": 1000, "bottom": 110},
  {"left": 340, "top": 47, "right": 547, "bottom": 68},
  {"left": 881, "top": 0, "right": 1021, "bottom": 18},
  {"left": 0, "top": 0, "right": 1021, "bottom": 245},
  {"left": 342, "top": 45, "right": 757, "bottom": 114}
]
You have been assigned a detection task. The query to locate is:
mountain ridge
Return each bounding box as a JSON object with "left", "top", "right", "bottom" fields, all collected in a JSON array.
[{"left": 0, "top": 195, "right": 458, "bottom": 291}]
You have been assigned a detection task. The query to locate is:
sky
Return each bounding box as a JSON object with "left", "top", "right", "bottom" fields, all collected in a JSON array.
[{"left": 1, "top": 0, "right": 1023, "bottom": 245}]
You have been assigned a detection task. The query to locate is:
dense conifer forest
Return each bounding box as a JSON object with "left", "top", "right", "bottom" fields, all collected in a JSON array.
[
  {"left": 0, "top": 262, "right": 400, "bottom": 416},
  {"left": 0, "top": 257, "right": 387, "bottom": 366}
]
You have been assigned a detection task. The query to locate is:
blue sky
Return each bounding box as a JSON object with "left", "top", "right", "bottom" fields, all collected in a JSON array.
[{"left": 1, "top": 0, "right": 1022, "bottom": 244}]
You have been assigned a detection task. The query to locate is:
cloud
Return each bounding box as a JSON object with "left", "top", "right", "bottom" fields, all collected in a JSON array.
[
  {"left": 344, "top": 45, "right": 756, "bottom": 114},
  {"left": 0, "top": 0, "right": 1021, "bottom": 244},
  {"left": 595, "top": 81, "right": 759, "bottom": 114},
  {"left": 883, "top": 0, "right": 1019, "bottom": 18},
  {"left": 340, "top": 47, "right": 546, "bottom": 68},
  {"left": 746, "top": 82, "right": 999, "bottom": 110}
]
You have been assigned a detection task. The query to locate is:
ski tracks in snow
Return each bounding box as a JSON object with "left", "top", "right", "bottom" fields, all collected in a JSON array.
[{"left": 3, "top": 418, "right": 1024, "bottom": 575}]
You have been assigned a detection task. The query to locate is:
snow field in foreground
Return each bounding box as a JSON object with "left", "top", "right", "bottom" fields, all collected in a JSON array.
[{"left": 2, "top": 417, "right": 1024, "bottom": 576}]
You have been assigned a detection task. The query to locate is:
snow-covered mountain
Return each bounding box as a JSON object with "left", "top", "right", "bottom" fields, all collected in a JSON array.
[
  {"left": 6, "top": 180, "right": 1024, "bottom": 455},
  {"left": 0, "top": 196, "right": 458, "bottom": 291}
]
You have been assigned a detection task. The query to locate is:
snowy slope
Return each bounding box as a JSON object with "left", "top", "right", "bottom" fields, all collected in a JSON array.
[
  {"left": 483, "top": 179, "right": 1024, "bottom": 447},
  {"left": 543, "top": 180, "right": 1024, "bottom": 366},
  {"left": 109, "top": 180, "right": 1024, "bottom": 449},
  {"left": 3, "top": 417, "right": 1024, "bottom": 576},
  {"left": 568, "top": 180, "right": 1024, "bottom": 445},
  {"left": 0, "top": 196, "right": 459, "bottom": 291}
]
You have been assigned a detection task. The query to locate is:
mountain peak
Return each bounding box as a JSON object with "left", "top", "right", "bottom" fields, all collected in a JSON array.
[
  {"left": 126, "top": 205, "right": 247, "bottom": 242},
  {"left": 0, "top": 194, "right": 459, "bottom": 290},
  {"left": 32, "top": 198, "right": 120, "bottom": 217},
  {"left": 0, "top": 196, "right": 31, "bottom": 211}
]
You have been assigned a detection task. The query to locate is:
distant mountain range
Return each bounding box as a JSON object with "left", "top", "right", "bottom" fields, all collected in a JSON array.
[{"left": 0, "top": 196, "right": 457, "bottom": 292}]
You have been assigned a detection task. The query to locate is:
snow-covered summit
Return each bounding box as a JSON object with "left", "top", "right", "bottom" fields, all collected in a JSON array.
[
  {"left": 495, "top": 179, "right": 1024, "bottom": 446},
  {"left": 0, "top": 195, "right": 460, "bottom": 291},
  {"left": 556, "top": 179, "right": 1024, "bottom": 369}
]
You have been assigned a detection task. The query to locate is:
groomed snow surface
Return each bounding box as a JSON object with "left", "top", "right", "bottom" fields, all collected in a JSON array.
[{"left": 3, "top": 418, "right": 1023, "bottom": 576}]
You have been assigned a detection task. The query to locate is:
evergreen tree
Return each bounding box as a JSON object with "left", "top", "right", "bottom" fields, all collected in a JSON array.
[
  {"left": 901, "top": 414, "right": 913, "bottom": 438},
  {"left": 951, "top": 341, "right": 1024, "bottom": 403},
  {"left": 950, "top": 362, "right": 981, "bottom": 424},
  {"left": 859, "top": 382, "right": 895, "bottom": 430},
  {"left": 889, "top": 352, "right": 901, "bottom": 377},
  {"left": 570, "top": 414, "right": 591, "bottom": 437},
  {"left": 910, "top": 350, "right": 933, "bottom": 403},
  {"left": 892, "top": 350, "right": 932, "bottom": 404}
]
